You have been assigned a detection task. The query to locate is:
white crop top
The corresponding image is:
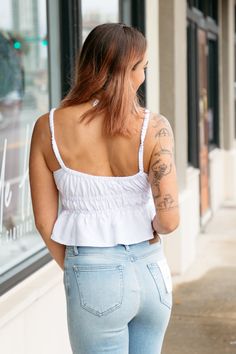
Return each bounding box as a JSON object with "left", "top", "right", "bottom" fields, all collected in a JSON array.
[{"left": 49, "top": 108, "right": 156, "bottom": 246}]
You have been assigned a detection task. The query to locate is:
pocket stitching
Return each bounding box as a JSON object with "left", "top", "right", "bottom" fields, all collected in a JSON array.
[
  {"left": 147, "top": 263, "right": 172, "bottom": 309},
  {"left": 73, "top": 264, "right": 124, "bottom": 317}
]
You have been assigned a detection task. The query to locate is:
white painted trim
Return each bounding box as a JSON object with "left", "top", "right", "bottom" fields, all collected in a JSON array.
[{"left": 145, "top": 0, "right": 160, "bottom": 113}]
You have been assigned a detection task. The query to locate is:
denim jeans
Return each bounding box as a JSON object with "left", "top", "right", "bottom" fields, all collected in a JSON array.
[{"left": 63, "top": 237, "right": 172, "bottom": 354}]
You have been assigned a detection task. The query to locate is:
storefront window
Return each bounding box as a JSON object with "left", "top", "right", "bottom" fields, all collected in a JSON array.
[
  {"left": 81, "top": 0, "right": 119, "bottom": 42},
  {"left": 0, "top": 1, "right": 48, "bottom": 281}
]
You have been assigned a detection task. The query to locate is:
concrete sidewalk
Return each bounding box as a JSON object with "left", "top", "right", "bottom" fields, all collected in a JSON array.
[{"left": 162, "top": 202, "right": 236, "bottom": 354}]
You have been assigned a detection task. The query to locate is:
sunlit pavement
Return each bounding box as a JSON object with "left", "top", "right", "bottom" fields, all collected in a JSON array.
[{"left": 162, "top": 202, "right": 236, "bottom": 354}]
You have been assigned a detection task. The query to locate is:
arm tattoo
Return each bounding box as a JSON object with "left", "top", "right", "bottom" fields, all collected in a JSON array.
[
  {"left": 157, "top": 193, "right": 178, "bottom": 211},
  {"left": 151, "top": 150, "right": 172, "bottom": 199},
  {"left": 150, "top": 115, "right": 179, "bottom": 211},
  {"left": 151, "top": 114, "right": 174, "bottom": 154},
  {"left": 155, "top": 127, "right": 171, "bottom": 139}
]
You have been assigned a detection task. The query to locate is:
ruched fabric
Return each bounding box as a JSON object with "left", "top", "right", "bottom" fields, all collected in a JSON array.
[{"left": 49, "top": 108, "right": 156, "bottom": 246}]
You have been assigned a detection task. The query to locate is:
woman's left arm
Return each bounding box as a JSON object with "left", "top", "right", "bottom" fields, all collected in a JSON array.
[{"left": 29, "top": 115, "right": 65, "bottom": 271}]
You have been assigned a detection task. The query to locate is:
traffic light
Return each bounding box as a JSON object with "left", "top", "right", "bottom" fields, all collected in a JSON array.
[
  {"left": 13, "top": 41, "right": 21, "bottom": 49},
  {"left": 41, "top": 39, "right": 48, "bottom": 46}
]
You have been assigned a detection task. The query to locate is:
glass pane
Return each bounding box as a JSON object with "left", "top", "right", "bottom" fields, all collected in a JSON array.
[
  {"left": 208, "top": 0, "right": 218, "bottom": 22},
  {"left": 81, "top": 0, "right": 119, "bottom": 42},
  {"left": 0, "top": 1, "right": 48, "bottom": 276},
  {"left": 207, "top": 39, "right": 219, "bottom": 145}
]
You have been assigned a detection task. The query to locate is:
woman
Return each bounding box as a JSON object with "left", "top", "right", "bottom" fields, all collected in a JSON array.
[{"left": 29, "top": 23, "right": 180, "bottom": 354}]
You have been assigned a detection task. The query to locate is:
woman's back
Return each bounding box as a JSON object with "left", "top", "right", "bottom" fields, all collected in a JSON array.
[
  {"left": 43, "top": 104, "right": 154, "bottom": 178},
  {"left": 38, "top": 105, "right": 157, "bottom": 247}
]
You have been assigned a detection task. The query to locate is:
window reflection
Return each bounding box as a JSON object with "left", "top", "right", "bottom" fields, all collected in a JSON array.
[
  {"left": 0, "top": 0, "right": 48, "bottom": 275},
  {"left": 82, "top": 0, "right": 119, "bottom": 42}
]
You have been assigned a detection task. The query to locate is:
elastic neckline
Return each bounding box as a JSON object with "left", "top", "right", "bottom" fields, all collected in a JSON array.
[
  {"left": 53, "top": 166, "right": 148, "bottom": 180},
  {"left": 49, "top": 108, "right": 150, "bottom": 178}
]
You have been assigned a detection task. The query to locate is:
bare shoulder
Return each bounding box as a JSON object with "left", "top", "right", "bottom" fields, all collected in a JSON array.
[
  {"left": 148, "top": 112, "right": 175, "bottom": 153},
  {"left": 149, "top": 112, "right": 174, "bottom": 139},
  {"left": 31, "top": 112, "right": 51, "bottom": 145}
]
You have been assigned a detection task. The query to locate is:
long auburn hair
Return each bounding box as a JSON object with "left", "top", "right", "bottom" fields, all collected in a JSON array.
[{"left": 60, "top": 23, "right": 147, "bottom": 137}]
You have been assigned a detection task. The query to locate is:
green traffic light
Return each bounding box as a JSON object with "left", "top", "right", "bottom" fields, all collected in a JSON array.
[
  {"left": 42, "top": 39, "right": 48, "bottom": 46},
  {"left": 14, "top": 41, "right": 21, "bottom": 49}
]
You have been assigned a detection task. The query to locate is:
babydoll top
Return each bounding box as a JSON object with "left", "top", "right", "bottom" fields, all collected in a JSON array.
[{"left": 49, "top": 107, "right": 156, "bottom": 246}]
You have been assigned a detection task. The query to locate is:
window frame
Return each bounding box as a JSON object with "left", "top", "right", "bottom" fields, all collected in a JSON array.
[
  {"left": 187, "top": 20, "right": 200, "bottom": 168},
  {"left": 0, "top": 249, "right": 52, "bottom": 296},
  {"left": 187, "top": 0, "right": 219, "bottom": 167},
  {"left": 120, "top": 0, "right": 146, "bottom": 105},
  {"left": 59, "top": 0, "right": 82, "bottom": 98},
  {"left": 207, "top": 33, "right": 219, "bottom": 149}
]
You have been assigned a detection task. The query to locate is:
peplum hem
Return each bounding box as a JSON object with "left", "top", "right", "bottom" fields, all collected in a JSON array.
[{"left": 50, "top": 203, "right": 156, "bottom": 247}]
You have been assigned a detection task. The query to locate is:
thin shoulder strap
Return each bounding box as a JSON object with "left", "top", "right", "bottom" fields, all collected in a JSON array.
[
  {"left": 49, "top": 108, "right": 67, "bottom": 169},
  {"left": 138, "top": 109, "right": 150, "bottom": 172}
]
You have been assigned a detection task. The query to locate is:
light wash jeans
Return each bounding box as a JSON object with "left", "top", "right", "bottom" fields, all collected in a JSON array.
[{"left": 63, "top": 237, "right": 172, "bottom": 354}]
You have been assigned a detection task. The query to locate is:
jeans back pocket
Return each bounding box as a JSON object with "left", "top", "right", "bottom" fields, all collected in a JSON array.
[
  {"left": 73, "top": 264, "right": 124, "bottom": 317},
  {"left": 147, "top": 258, "right": 173, "bottom": 309}
]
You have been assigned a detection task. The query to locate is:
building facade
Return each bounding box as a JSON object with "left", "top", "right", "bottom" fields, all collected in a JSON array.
[{"left": 0, "top": 1, "right": 235, "bottom": 353}]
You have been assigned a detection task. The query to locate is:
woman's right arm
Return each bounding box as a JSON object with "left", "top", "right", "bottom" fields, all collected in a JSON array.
[
  {"left": 29, "top": 115, "right": 66, "bottom": 270},
  {"left": 148, "top": 113, "right": 180, "bottom": 234}
]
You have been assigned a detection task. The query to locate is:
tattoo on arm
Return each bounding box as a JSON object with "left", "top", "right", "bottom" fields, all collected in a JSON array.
[
  {"left": 150, "top": 153, "right": 179, "bottom": 210},
  {"left": 157, "top": 193, "right": 178, "bottom": 211},
  {"left": 151, "top": 114, "right": 174, "bottom": 154},
  {"left": 155, "top": 127, "right": 170, "bottom": 138},
  {"left": 149, "top": 115, "right": 179, "bottom": 212},
  {"left": 151, "top": 150, "right": 172, "bottom": 199}
]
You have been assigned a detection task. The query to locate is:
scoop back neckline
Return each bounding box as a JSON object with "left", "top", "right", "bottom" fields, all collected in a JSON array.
[{"left": 53, "top": 166, "right": 148, "bottom": 180}]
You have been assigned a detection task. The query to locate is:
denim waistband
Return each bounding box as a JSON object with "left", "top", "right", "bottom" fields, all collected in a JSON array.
[{"left": 65, "top": 237, "right": 164, "bottom": 261}]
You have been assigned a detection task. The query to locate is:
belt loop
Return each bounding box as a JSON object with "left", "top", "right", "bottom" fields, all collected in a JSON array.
[{"left": 73, "top": 245, "right": 79, "bottom": 255}]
